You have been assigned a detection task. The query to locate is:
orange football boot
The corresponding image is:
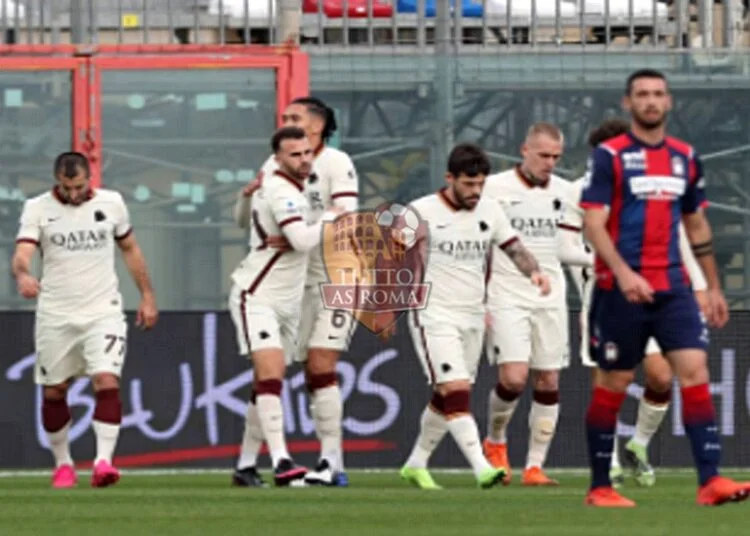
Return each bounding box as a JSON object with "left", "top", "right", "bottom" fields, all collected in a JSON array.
[
  {"left": 522, "top": 467, "right": 559, "bottom": 486},
  {"left": 483, "top": 439, "right": 512, "bottom": 485},
  {"left": 697, "top": 476, "right": 750, "bottom": 506},
  {"left": 585, "top": 486, "right": 636, "bottom": 508}
]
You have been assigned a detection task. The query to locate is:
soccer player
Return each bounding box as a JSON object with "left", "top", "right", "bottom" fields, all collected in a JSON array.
[
  {"left": 581, "top": 68, "right": 750, "bottom": 507},
  {"left": 12, "top": 151, "right": 158, "bottom": 489},
  {"left": 480, "top": 123, "right": 579, "bottom": 486},
  {"left": 398, "top": 143, "right": 551, "bottom": 490},
  {"left": 228, "top": 126, "right": 343, "bottom": 487},
  {"left": 559, "top": 117, "right": 710, "bottom": 489},
  {"left": 231, "top": 98, "right": 359, "bottom": 487}
]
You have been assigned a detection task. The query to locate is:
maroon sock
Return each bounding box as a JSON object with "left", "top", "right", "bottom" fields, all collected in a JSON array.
[
  {"left": 93, "top": 389, "right": 122, "bottom": 424},
  {"left": 42, "top": 398, "right": 71, "bottom": 433}
]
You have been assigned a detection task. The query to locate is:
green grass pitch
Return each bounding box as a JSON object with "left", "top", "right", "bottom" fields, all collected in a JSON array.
[{"left": 0, "top": 469, "right": 748, "bottom": 535}]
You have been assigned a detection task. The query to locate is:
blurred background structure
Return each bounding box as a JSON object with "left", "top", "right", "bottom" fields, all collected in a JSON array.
[{"left": 1, "top": 0, "right": 750, "bottom": 311}]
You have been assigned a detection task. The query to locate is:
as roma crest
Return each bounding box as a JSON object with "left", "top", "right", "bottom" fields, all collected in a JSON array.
[{"left": 320, "top": 202, "right": 431, "bottom": 335}]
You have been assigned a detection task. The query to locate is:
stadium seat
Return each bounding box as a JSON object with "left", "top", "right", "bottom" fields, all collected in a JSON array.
[
  {"left": 209, "top": 0, "right": 275, "bottom": 18},
  {"left": 396, "top": 0, "right": 485, "bottom": 18},
  {"left": 303, "top": 0, "right": 394, "bottom": 18}
]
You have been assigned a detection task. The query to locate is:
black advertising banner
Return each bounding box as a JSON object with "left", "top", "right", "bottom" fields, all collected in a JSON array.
[{"left": 1, "top": 311, "right": 750, "bottom": 469}]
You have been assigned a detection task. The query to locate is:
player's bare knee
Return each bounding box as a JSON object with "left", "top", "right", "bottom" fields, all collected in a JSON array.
[
  {"left": 667, "top": 349, "right": 709, "bottom": 387},
  {"left": 531, "top": 369, "right": 559, "bottom": 392},
  {"left": 91, "top": 373, "right": 119, "bottom": 392},
  {"left": 643, "top": 353, "right": 672, "bottom": 391},
  {"left": 305, "top": 348, "right": 339, "bottom": 377},
  {"left": 251, "top": 348, "right": 286, "bottom": 381},
  {"left": 597, "top": 369, "right": 635, "bottom": 393},
  {"left": 498, "top": 363, "right": 528, "bottom": 394}
]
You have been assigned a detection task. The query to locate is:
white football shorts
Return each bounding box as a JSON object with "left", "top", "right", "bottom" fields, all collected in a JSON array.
[
  {"left": 228, "top": 283, "right": 300, "bottom": 364},
  {"left": 296, "top": 285, "right": 357, "bottom": 359},
  {"left": 34, "top": 312, "right": 128, "bottom": 386},
  {"left": 407, "top": 311, "right": 484, "bottom": 385},
  {"left": 487, "top": 306, "right": 569, "bottom": 370}
]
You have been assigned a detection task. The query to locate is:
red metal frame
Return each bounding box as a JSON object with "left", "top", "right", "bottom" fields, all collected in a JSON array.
[{"left": 0, "top": 44, "right": 309, "bottom": 189}]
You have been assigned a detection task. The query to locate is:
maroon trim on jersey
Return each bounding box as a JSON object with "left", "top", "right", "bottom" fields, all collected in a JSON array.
[
  {"left": 16, "top": 238, "right": 39, "bottom": 246},
  {"left": 252, "top": 210, "right": 268, "bottom": 250},
  {"left": 515, "top": 164, "right": 549, "bottom": 189},
  {"left": 247, "top": 251, "right": 285, "bottom": 295},
  {"left": 313, "top": 142, "right": 326, "bottom": 157},
  {"left": 412, "top": 311, "right": 436, "bottom": 384},
  {"left": 557, "top": 222, "right": 582, "bottom": 232},
  {"left": 331, "top": 191, "right": 358, "bottom": 199},
  {"left": 279, "top": 216, "right": 303, "bottom": 228},
  {"left": 273, "top": 170, "right": 304, "bottom": 192},
  {"left": 240, "top": 290, "right": 251, "bottom": 352},
  {"left": 115, "top": 227, "right": 133, "bottom": 241},
  {"left": 438, "top": 187, "right": 462, "bottom": 211},
  {"left": 498, "top": 236, "right": 519, "bottom": 250},
  {"left": 52, "top": 186, "right": 94, "bottom": 205}
]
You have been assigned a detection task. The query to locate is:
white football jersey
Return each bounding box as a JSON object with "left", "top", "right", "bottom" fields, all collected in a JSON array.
[
  {"left": 230, "top": 170, "right": 315, "bottom": 304},
  {"left": 304, "top": 146, "right": 359, "bottom": 286},
  {"left": 16, "top": 188, "right": 131, "bottom": 321},
  {"left": 483, "top": 166, "right": 578, "bottom": 308},
  {"left": 247, "top": 147, "right": 359, "bottom": 285},
  {"left": 409, "top": 189, "right": 518, "bottom": 329}
]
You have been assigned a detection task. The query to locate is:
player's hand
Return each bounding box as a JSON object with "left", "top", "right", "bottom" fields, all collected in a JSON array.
[
  {"left": 136, "top": 292, "right": 158, "bottom": 330},
  {"left": 694, "top": 290, "right": 710, "bottom": 320},
  {"left": 530, "top": 271, "right": 551, "bottom": 296},
  {"left": 266, "top": 234, "right": 292, "bottom": 252},
  {"left": 242, "top": 175, "right": 263, "bottom": 197},
  {"left": 373, "top": 311, "right": 397, "bottom": 342},
  {"left": 616, "top": 268, "right": 654, "bottom": 303},
  {"left": 17, "top": 273, "right": 40, "bottom": 299},
  {"left": 705, "top": 288, "right": 729, "bottom": 329}
]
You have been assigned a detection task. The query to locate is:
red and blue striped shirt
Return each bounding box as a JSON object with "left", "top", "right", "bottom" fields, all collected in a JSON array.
[{"left": 580, "top": 132, "right": 707, "bottom": 292}]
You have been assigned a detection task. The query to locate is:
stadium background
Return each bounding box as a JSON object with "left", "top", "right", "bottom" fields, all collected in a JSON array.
[{"left": 0, "top": 0, "right": 749, "bottom": 471}]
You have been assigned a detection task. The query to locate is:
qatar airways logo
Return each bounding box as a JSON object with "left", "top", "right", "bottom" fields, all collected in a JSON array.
[
  {"left": 49, "top": 229, "right": 109, "bottom": 252},
  {"left": 437, "top": 239, "right": 490, "bottom": 261},
  {"left": 510, "top": 217, "right": 556, "bottom": 239}
]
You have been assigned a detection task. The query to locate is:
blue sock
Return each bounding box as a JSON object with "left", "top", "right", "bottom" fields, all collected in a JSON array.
[
  {"left": 586, "top": 387, "right": 625, "bottom": 490},
  {"left": 682, "top": 384, "right": 720, "bottom": 486}
]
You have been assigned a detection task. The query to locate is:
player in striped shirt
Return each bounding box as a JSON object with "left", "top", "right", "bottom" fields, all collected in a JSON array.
[
  {"left": 580, "top": 69, "right": 750, "bottom": 507},
  {"left": 559, "top": 117, "right": 711, "bottom": 489}
]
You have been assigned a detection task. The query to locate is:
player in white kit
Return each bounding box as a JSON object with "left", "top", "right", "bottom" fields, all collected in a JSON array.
[
  {"left": 12, "top": 152, "right": 158, "bottom": 489},
  {"left": 228, "top": 126, "right": 343, "bottom": 487},
  {"left": 230, "top": 98, "right": 359, "bottom": 487},
  {"left": 559, "top": 118, "right": 709, "bottom": 489},
  {"left": 481, "top": 123, "right": 578, "bottom": 486},
  {"left": 397, "top": 143, "right": 551, "bottom": 490}
]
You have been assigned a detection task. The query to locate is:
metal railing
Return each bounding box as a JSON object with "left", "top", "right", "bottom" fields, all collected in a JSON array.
[{"left": 0, "top": 0, "right": 745, "bottom": 50}]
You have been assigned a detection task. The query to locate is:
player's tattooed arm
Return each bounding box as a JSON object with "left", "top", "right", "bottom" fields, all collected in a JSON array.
[{"left": 502, "top": 240, "right": 541, "bottom": 277}]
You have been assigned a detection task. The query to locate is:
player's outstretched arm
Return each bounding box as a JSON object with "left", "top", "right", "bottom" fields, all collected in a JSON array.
[
  {"left": 12, "top": 242, "right": 40, "bottom": 299},
  {"left": 117, "top": 233, "right": 158, "bottom": 330},
  {"left": 682, "top": 210, "right": 728, "bottom": 328}
]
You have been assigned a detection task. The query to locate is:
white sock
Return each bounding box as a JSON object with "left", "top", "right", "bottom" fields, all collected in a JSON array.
[
  {"left": 256, "top": 394, "right": 290, "bottom": 468},
  {"left": 487, "top": 387, "right": 519, "bottom": 444},
  {"left": 447, "top": 415, "right": 492, "bottom": 478},
  {"left": 525, "top": 401, "right": 559, "bottom": 470},
  {"left": 92, "top": 420, "right": 120, "bottom": 465},
  {"left": 236, "top": 400, "right": 264, "bottom": 470},
  {"left": 611, "top": 433, "right": 621, "bottom": 469},
  {"left": 632, "top": 399, "right": 669, "bottom": 448},
  {"left": 405, "top": 405, "right": 448, "bottom": 469},
  {"left": 47, "top": 420, "right": 74, "bottom": 468},
  {"left": 311, "top": 385, "right": 344, "bottom": 471}
]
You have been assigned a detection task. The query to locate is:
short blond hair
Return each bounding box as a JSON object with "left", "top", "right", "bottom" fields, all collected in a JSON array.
[{"left": 526, "top": 122, "right": 564, "bottom": 145}]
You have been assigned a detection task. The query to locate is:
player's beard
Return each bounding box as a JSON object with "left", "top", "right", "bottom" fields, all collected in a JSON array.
[
  {"left": 632, "top": 108, "right": 666, "bottom": 130},
  {"left": 452, "top": 185, "right": 479, "bottom": 210}
]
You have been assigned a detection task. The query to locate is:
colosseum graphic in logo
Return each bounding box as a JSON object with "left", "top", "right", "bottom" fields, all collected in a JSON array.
[{"left": 320, "top": 202, "right": 431, "bottom": 335}]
